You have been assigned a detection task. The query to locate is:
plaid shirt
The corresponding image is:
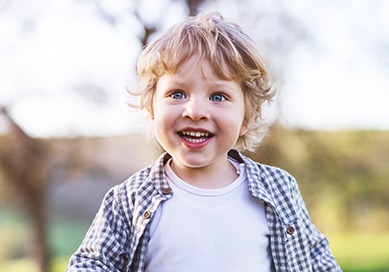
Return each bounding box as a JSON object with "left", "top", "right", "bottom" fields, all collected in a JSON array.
[{"left": 67, "top": 150, "right": 341, "bottom": 272}]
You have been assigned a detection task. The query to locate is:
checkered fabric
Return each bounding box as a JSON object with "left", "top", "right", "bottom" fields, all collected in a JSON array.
[{"left": 67, "top": 150, "right": 342, "bottom": 272}]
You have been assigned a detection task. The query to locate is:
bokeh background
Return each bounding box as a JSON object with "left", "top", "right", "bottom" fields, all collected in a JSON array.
[{"left": 1, "top": 0, "right": 388, "bottom": 271}]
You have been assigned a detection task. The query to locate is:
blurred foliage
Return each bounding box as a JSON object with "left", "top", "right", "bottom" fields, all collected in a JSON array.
[
  {"left": 0, "top": 210, "right": 29, "bottom": 260},
  {"left": 329, "top": 231, "right": 389, "bottom": 271},
  {"left": 0, "top": 256, "right": 69, "bottom": 272},
  {"left": 250, "top": 126, "right": 389, "bottom": 233},
  {"left": 1, "top": 127, "right": 389, "bottom": 271}
]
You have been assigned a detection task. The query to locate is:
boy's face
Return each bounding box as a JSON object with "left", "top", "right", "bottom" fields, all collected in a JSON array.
[{"left": 152, "top": 55, "right": 247, "bottom": 178}]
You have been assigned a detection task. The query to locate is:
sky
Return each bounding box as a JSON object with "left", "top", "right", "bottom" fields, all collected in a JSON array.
[
  {"left": 278, "top": 0, "right": 389, "bottom": 130},
  {"left": 0, "top": 0, "right": 388, "bottom": 137}
]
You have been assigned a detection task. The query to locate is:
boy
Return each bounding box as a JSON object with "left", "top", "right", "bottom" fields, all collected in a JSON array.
[{"left": 67, "top": 12, "right": 341, "bottom": 271}]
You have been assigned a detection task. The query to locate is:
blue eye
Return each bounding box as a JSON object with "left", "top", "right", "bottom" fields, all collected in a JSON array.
[
  {"left": 210, "top": 93, "right": 226, "bottom": 102},
  {"left": 171, "top": 91, "right": 186, "bottom": 99}
]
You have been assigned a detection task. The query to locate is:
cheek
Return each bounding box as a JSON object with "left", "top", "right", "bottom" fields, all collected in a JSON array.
[
  {"left": 236, "top": 106, "right": 248, "bottom": 136},
  {"left": 152, "top": 104, "right": 173, "bottom": 128}
]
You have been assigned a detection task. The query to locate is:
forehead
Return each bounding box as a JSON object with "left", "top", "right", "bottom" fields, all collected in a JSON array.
[
  {"left": 159, "top": 55, "right": 241, "bottom": 89},
  {"left": 175, "top": 55, "right": 218, "bottom": 79}
]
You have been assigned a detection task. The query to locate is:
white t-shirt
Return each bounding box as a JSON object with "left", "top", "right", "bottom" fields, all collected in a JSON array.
[{"left": 144, "top": 158, "right": 273, "bottom": 272}]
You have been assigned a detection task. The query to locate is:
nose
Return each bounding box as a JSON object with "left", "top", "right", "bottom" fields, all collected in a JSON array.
[{"left": 182, "top": 97, "right": 210, "bottom": 121}]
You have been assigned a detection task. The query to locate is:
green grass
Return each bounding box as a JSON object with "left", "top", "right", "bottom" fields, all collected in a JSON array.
[
  {"left": 48, "top": 217, "right": 89, "bottom": 256},
  {"left": 0, "top": 210, "right": 88, "bottom": 271},
  {"left": 0, "top": 256, "right": 68, "bottom": 272},
  {"left": 1, "top": 228, "right": 389, "bottom": 271},
  {"left": 328, "top": 232, "right": 389, "bottom": 272}
]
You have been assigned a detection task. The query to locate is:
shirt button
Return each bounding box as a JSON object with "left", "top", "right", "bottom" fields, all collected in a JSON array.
[
  {"left": 143, "top": 211, "right": 152, "bottom": 219},
  {"left": 286, "top": 226, "right": 295, "bottom": 235},
  {"left": 162, "top": 188, "right": 172, "bottom": 195}
]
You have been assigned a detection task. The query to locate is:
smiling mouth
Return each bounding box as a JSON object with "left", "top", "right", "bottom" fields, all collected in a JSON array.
[{"left": 178, "top": 130, "right": 213, "bottom": 143}]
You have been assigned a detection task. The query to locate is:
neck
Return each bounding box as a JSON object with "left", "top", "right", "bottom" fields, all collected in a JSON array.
[{"left": 169, "top": 158, "right": 238, "bottom": 189}]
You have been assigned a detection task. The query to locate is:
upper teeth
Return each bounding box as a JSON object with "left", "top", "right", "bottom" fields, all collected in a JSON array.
[{"left": 182, "top": 131, "right": 209, "bottom": 137}]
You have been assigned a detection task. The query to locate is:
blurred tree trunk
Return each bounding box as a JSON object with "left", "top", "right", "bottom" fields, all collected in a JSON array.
[
  {"left": 0, "top": 107, "right": 50, "bottom": 272},
  {"left": 134, "top": 0, "right": 206, "bottom": 47},
  {"left": 186, "top": 0, "right": 206, "bottom": 16}
]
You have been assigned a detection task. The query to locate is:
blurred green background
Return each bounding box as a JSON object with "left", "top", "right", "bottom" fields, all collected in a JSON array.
[
  {"left": 1, "top": 0, "right": 388, "bottom": 271},
  {"left": 1, "top": 128, "right": 388, "bottom": 271}
]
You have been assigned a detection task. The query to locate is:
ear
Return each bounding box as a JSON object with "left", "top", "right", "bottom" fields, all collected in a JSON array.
[{"left": 239, "top": 121, "right": 248, "bottom": 136}]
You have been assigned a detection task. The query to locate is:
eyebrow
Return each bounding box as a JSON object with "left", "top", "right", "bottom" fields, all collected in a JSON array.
[{"left": 205, "top": 79, "right": 241, "bottom": 93}]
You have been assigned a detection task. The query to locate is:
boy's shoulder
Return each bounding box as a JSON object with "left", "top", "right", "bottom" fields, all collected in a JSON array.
[
  {"left": 249, "top": 158, "right": 295, "bottom": 183},
  {"left": 114, "top": 152, "right": 170, "bottom": 195},
  {"left": 230, "top": 150, "right": 295, "bottom": 184},
  {"left": 236, "top": 151, "right": 303, "bottom": 219}
]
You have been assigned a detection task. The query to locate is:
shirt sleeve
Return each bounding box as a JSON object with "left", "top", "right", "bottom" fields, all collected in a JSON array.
[{"left": 66, "top": 187, "right": 131, "bottom": 272}]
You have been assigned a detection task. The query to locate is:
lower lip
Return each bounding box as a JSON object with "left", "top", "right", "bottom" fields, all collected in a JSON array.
[{"left": 180, "top": 135, "right": 212, "bottom": 148}]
